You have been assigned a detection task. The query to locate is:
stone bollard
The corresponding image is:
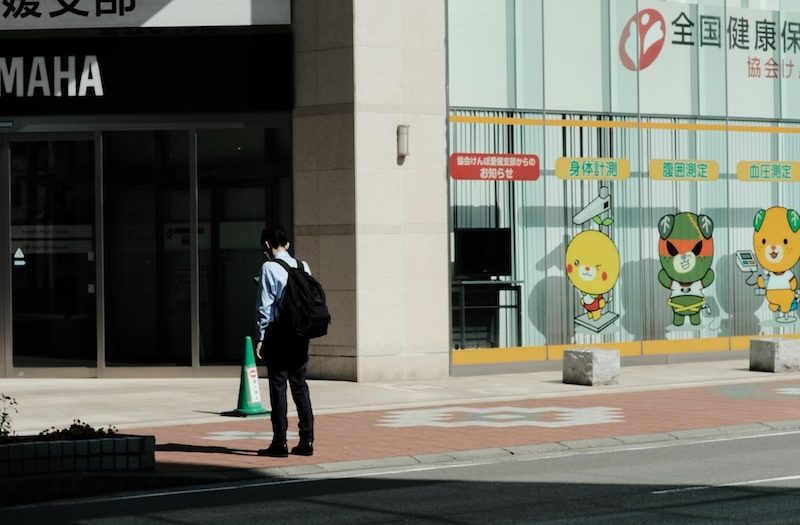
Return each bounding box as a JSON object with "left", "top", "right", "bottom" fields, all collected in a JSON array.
[
  {"left": 562, "top": 348, "right": 620, "bottom": 386},
  {"left": 749, "top": 338, "right": 800, "bottom": 373}
]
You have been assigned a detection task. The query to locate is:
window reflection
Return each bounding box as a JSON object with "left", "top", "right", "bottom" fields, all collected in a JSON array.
[
  {"left": 198, "top": 127, "right": 292, "bottom": 364},
  {"left": 104, "top": 131, "right": 191, "bottom": 366},
  {"left": 11, "top": 140, "right": 96, "bottom": 367}
]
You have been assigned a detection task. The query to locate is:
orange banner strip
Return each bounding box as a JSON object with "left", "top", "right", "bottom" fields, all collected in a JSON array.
[{"left": 448, "top": 115, "right": 800, "bottom": 134}]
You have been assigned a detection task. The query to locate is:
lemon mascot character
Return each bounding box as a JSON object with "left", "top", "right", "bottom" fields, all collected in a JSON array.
[
  {"left": 753, "top": 206, "right": 800, "bottom": 320},
  {"left": 565, "top": 230, "right": 620, "bottom": 321}
]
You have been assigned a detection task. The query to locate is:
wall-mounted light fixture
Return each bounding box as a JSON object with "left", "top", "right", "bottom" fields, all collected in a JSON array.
[{"left": 396, "top": 124, "right": 409, "bottom": 164}]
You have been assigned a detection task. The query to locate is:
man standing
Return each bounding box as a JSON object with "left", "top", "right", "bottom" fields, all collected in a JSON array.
[{"left": 254, "top": 227, "right": 315, "bottom": 457}]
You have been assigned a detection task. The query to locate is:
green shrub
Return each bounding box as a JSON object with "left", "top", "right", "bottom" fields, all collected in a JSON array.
[
  {"left": 0, "top": 393, "right": 17, "bottom": 438},
  {"left": 0, "top": 397, "right": 117, "bottom": 443},
  {"left": 37, "top": 419, "right": 118, "bottom": 441}
]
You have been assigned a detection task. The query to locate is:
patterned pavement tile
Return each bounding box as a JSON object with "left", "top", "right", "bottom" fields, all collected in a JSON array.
[{"left": 127, "top": 379, "right": 800, "bottom": 473}]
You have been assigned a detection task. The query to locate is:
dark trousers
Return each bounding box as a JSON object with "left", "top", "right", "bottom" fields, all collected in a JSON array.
[{"left": 264, "top": 325, "right": 314, "bottom": 444}]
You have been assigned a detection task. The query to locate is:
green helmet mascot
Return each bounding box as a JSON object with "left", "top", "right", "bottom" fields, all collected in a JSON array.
[{"left": 657, "top": 212, "right": 715, "bottom": 326}]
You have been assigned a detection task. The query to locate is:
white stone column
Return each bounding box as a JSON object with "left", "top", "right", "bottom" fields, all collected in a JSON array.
[
  {"left": 352, "top": 0, "right": 449, "bottom": 381},
  {"left": 293, "top": 0, "right": 449, "bottom": 381}
]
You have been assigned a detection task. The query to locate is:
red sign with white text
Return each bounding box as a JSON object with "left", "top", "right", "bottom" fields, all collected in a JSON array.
[{"left": 449, "top": 153, "right": 540, "bottom": 181}]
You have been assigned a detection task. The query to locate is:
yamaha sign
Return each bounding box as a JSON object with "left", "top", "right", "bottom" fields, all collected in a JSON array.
[
  {"left": 0, "top": 55, "right": 103, "bottom": 97},
  {"left": 0, "top": 32, "right": 292, "bottom": 116}
]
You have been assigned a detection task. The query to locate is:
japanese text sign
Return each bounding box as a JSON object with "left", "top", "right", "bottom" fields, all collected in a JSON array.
[
  {"left": 449, "top": 153, "right": 540, "bottom": 181},
  {"left": 555, "top": 157, "right": 630, "bottom": 181},
  {"left": 0, "top": 0, "right": 291, "bottom": 29},
  {"left": 650, "top": 159, "right": 720, "bottom": 181},
  {"left": 736, "top": 161, "right": 800, "bottom": 181}
]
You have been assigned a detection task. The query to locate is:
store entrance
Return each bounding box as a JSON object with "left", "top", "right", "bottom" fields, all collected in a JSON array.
[
  {"left": 8, "top": 135, "right": 97, "bottom": 367},
  {"left": 0, "top": 123, "right": 292, "bottom": 375}
]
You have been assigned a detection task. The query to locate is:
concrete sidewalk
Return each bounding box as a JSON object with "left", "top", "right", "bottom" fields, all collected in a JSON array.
[
  {"left": 3, "top": 358, "right": 800, "bottom": 506},
  {"left": 0, "top": 358, "right": 787, "bottom": 434}
]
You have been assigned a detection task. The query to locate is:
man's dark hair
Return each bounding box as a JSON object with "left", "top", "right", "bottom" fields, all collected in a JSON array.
[{"left": 261, "top": 227, "right": 290, "bottom": 248}]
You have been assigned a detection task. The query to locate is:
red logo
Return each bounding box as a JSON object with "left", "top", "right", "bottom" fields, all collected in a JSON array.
[{"left": 619, "top": 9, "right": 666, "bottom": 71}]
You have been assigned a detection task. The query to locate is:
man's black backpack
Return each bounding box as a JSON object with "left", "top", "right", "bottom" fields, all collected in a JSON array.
[{"left": 273, "top": 259, "right": 331, "bottom": 339}]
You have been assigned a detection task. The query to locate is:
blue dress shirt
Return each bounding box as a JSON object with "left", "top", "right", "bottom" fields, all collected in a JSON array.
[{"left": 255, "top": 250, "right": 311, "bottom": 342}]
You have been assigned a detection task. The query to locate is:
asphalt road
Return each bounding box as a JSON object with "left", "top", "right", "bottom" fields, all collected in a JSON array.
[{"left": 4, "top": 431, "right": 800, "bottom": 524}]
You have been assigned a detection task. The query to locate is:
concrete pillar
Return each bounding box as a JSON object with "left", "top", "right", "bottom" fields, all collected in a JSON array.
[
  {"left": 292, "top": 0, "right": 449, "bottom": 381},
  {"left": 563, "top": 349, "right": 620, "bottom": 386},
  {"left": 750, "top": 338, "right": 800, "bottom": 373}
]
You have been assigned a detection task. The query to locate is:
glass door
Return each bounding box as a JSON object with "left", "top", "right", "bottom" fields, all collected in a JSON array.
[
  {"left": 103, "top": 131, "right": 191, "bottom": 366},
  {"left": 197, "top": 127, "right": 292, "bottom": 364},
  {"left": 9, "top": 135, "right": 96, "bottom": 367}
]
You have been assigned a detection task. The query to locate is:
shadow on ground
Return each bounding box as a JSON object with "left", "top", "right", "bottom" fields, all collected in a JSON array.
[
  {"left": 2, "top": 470, "right": 799, "bottom": 524},
  {"left": 156, "top": 443, "right": 255, "bottom": 456},
  {"left": 0, "top": 441, "right": 270, "bottom": 507},
  {"left": 0, "top": 462, "right": 271, "bottom": 508}
]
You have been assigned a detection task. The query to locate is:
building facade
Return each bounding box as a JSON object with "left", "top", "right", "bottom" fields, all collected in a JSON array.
[
  {"left": 2, "top": 0, "right": 797, "bottom": 381},
  {"left": 0, "top": 0, "right": 450, "bottom": 381},
  {"left": 449, "top": 0, "right": 800, "bottom": 371}
]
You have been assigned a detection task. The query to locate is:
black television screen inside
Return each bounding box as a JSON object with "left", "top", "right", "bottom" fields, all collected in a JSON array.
[{"left": 454, "top": 228, "right": 512, "bottom": 279}]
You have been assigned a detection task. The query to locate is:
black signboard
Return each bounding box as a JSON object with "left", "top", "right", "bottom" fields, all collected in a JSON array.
[{"left": 0, "top": 31, "right": 293, "bottom": 116}]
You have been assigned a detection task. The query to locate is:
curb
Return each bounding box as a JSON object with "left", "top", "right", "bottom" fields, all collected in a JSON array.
[
  {"left": 4, "top": 419, "right": 800, "bottom": 507},
  {"left": 266, "top": 418, "right": 800, "bottom": 478}
]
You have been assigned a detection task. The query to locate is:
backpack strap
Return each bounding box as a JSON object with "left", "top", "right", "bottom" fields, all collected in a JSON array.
[
  {"left": 273, "top": 258, "right": 305, "bottom": 273},
  {"left": 272, "top": 258, "right": 292, "bottom": 272}
]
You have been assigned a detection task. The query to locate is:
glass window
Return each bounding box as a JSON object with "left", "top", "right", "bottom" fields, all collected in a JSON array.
[
  {"left": 544, "top": 115, "right": 641, "bottom": 347},
  {"left": 198, "top": 127, "right": 292, "bottom": 365},
  {"left": 103, "top": 131, "right": 191, "bottom": 366},
  {"left": 726, "top": 3, "right": 779, "bottom": 119},
  {"left": 609, "top": 0, "right": 640, "bottom": 114},
  {"left": 543, "top": 0, "right": 606, "bottom": 113},
  {"left": 10, "top": 138, "right": 96, "bottom": 367},
  {"left": 447, "top": 0, "right": 513, "bottom": 108},
  {"left": 640, "top": 118, "right": 728, "bottom": 344}
]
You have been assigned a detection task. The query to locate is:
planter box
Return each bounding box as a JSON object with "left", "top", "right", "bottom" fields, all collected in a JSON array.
[{"left": 0, "top": 435, "right": 155, "bottom": 477}]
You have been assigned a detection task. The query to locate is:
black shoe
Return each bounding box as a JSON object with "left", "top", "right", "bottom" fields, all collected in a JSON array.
[
  {"left": 257, "top": 442, "right": 288, "bottom": 457},
  {"left": 291, "top": 441, "right": 314, "bottom": 456}
]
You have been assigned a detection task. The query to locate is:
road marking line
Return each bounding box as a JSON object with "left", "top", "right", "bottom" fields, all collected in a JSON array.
[{"left": 652, "top": 474, "right": 800, "bottom": 494}]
